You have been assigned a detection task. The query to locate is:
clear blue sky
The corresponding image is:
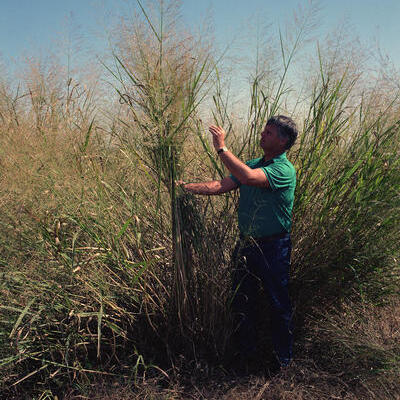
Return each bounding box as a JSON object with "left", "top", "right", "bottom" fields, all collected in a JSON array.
[{"left": 1, "top": 0, "right": 399, "bottom": 69}]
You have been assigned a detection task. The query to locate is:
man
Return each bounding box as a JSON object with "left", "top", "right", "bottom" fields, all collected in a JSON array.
[{"left": 180, "top": 115, "right": 298, "bottom": 371}]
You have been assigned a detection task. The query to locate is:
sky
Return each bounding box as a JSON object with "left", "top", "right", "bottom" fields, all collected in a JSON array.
[{"left": 1, "top": 0, "right": 400, "bottom": 72}]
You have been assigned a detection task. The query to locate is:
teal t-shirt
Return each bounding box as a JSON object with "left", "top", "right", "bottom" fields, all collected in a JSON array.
[{"left": 230, "top": 152, "right": 296, "bottom": 237}]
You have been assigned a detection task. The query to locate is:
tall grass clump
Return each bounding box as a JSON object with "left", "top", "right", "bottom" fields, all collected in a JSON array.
[
  {"left": 105, "top": 0, "right": 238, "bottom": 362},
  {"left": 0, "top": 52, "right": 165, "bottom": 395},
  {"left": 291, "top": 65, "right": 400, "bottom": 306},
  {"left": 0, "top": 1, "right": 232, "bottom": 396},
  {"left": 0, "top": 63, "right": 144, "bottom": 397},
  {"left": 198, "top": 7, "right": 400, "bottom": 387}
]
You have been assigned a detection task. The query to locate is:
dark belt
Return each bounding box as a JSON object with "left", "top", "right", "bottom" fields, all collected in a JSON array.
[{"left": 239, "top": 232, "right": 288, "bottom": 244}]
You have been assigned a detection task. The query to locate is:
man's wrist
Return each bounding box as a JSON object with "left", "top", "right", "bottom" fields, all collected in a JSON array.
[{"left": 217, "top": 146, "right": 228, "bottom": 155}]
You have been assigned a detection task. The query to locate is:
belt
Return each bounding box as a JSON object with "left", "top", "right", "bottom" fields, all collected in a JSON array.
[{"left": 239, "top": 232, "right": 288, "bottom": 243}]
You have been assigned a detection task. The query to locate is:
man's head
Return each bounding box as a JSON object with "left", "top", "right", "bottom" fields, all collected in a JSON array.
[{"left": 260, "top": 115, "right": 298, "bottom": 154}]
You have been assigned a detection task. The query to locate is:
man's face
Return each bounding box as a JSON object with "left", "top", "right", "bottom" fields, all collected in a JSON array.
[{"left": 260, "top": 123, "right": 287, "bottom": 152}]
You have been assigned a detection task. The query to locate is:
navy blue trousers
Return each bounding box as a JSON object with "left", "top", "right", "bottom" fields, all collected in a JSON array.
[{"left": 231, "top": 233, "right": 293, "bottom": 366}]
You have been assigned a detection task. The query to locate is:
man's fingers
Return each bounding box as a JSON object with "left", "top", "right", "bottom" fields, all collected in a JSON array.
[
  {"left": 209, "top": 131, "right": 220, "bottom": 138},
  {"left": 209, "top": 125, "right": 225, "bottom": 136}
]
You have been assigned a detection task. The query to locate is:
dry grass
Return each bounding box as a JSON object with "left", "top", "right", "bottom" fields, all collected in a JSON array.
[{"left": 56, "top": 299, "right": 400, "bottom": 400}]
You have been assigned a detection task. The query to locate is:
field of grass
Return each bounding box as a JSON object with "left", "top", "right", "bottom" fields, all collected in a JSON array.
[{"left": 1, "top": 1, "right": 399, "bottom": 399}]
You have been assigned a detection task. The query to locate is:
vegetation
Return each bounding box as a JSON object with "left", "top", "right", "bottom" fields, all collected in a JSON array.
[{"left": 0, "top": 1, "right": 399, "bottom": 398}]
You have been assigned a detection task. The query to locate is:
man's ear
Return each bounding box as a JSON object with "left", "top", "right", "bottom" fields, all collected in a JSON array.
[{"left": 280, "top": 136, "right": 289, "bottom": 148}]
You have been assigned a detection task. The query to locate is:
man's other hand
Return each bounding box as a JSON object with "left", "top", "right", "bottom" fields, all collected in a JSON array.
[
  {"left": 175, "top": 180, "right": 194, "bottom": 193},
  {"left": 175, "top": 179, "right": 187, "bottom": 189}
]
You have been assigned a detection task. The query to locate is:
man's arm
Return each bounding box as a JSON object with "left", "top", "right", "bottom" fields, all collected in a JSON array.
[
  {"left": 209, "top": 125, "right": 270, "bottom": 188},
  {"left": 218, "top": 150, "right": 270, "bottom": 188},
  {"left": 180, "top": 176, "right": 238, "bottom": 195}
]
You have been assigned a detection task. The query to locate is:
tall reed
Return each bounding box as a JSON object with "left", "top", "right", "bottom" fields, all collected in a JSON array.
[{"left": 105, "top": 0, "right": 234, "bottom": 359}]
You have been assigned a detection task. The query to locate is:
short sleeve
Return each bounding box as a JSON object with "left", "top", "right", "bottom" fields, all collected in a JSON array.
[
  {"left": 229, "top": 158, "right": 258, "bottom": 187},
  {"left": 261, "top": 162, "right": 295, "bottom": 191},
  {"left": 229, "top": 174, "right": 241, "bottom": 186}
]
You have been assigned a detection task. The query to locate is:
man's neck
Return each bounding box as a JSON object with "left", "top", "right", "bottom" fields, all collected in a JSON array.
[{"left": 263, "top": 150, "right": 284, "bottom": 162}]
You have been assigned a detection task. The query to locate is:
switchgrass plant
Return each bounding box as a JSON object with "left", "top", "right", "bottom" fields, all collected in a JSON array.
[
  {"left": 0, "top": 2, "right": 234, "bottom": 396},
  {"left": 105, "top": 0, "right": 238, "bottom": 361},
  {"left": 1, "top": 107, "right": 127, "bottom": 396},
  {"left": 291, "top": 68, "right": 400, "bottom": 308}
]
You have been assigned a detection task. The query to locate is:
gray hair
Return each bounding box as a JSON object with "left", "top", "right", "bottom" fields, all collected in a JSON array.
[{"left": 267, "top": 115, "right": 298, "bottom": 150}]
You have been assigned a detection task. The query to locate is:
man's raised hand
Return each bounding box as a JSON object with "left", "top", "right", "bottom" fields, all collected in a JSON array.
[{"left": 209, "top": 125, "right": 226, "bottom": 151}]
